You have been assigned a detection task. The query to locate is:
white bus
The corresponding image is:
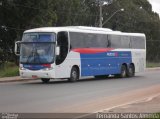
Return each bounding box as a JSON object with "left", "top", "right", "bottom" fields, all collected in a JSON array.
[{"left": 15, "top": 26, "right": 146, "bottom": 83}]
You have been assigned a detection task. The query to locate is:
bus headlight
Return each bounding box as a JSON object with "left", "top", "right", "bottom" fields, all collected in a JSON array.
[{"left": 20, "top": 67, "right": 26, "bottom": 70}]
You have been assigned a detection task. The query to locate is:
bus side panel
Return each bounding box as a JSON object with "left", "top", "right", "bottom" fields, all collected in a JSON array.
[
  {"left": 80, "top": 51, "right": 132, "bottom": 76},
  {"left": 55, "top": 51, "right": 81, "bottom": 78}
]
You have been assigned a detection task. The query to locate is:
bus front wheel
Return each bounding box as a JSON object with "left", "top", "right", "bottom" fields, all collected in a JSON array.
[
  {"left": 120, "top": 65, "right": 127, "bottom": 78},
  {"left": 41, "top": 78, "right": 50, "bottom": 83},
  {"left": 68, "top": 67, "right": 79, "bottom": 82}
]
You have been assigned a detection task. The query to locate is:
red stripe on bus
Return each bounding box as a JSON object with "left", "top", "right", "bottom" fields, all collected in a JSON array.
[{"left": 72, "top": 48, "right": 114, "bottom": 54}]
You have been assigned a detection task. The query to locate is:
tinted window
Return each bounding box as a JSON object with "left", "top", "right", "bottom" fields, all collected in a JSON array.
[
  {"left": 56, "top": 32, "right": 69, "bottom": 65},
  {"left": 109, "top": 35, "right": 134, "bottom": 49},
  {"left": 96, "top": 34, "right": 109, "bottom": 47},
  {"left": 70, "top": 32, "right": 85, "bottom": 49},
  {"left": 70, "top": 32, "right": 108, "bottom": 49},
  {"left": 121, "top": 36, "right": 131, "bottom": 48},
  {"left": 70, "top": 32, "right": 145, "bottom": 49},
  {"left": 131, "top": 36, "right": 145, "bottom": 49},
  {"left": 109, "top": 35, "right": 121, "bottom": 48},
  {"left": 22, "top": 33, "right": 55, "bottom": 42}
]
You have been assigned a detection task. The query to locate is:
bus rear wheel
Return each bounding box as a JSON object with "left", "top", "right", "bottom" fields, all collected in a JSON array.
[
  {"left": 127, "top": 64, "right": 135, "bottom": 77},
  {"left": 41, "top": 78, "right": 50, "bottom": 83},
  {"left": 68, "top": 67, "right": 79, "bottom": 82}
]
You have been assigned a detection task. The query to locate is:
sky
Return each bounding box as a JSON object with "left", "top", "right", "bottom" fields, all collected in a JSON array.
[{"left": 148, "top": 0, "right": 160, "bottom": 16}]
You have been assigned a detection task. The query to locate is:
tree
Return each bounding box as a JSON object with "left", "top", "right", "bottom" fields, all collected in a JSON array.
[{"left": 0, "top": 0, "right": 160, "bottom": 63}]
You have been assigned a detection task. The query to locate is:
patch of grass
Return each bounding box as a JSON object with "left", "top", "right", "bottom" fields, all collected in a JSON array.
[
  {"left": 146, "top": 62, "right": 160, "bottom": 68},
  {"left": 146, "top": 113, "right": 160, "bottom": 119},
  {"left": 0, "top": 62, "right": 19, "bottom": 78}
]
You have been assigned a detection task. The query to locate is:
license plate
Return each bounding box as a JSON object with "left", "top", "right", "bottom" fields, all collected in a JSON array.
[{"left": 32, "top": 75, "right": 38, "bottom": 79}]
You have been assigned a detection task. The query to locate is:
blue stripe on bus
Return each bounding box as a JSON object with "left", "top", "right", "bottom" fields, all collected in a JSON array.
[
  {"left": 23, "top": 64, "right": 50, "bottom": 70},
  {"left": 80, "top": 51, "right": 132, "bottom": 76}
]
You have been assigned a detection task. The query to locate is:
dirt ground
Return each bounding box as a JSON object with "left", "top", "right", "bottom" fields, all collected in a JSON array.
[{"left": 104, "top": 94, "right": 160, "bottom": 113}]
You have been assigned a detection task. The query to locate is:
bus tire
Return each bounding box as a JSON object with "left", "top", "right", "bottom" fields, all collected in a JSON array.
[
  {"left": 116, "top": 64, "right": 127, "bottom": 78},
  {"left": 127, "top": 64, "right": 135, "bottom": 77},
  {"left": 68, "top": 66, "right": 79, "bottom": 82},
  {"left": 41, "top": 78, "right": 50, "bottom": 83}
]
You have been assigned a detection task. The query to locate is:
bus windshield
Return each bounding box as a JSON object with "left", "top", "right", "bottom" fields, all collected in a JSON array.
[{"left": 20, "top": 33, "right": 55, "bottom": 64}]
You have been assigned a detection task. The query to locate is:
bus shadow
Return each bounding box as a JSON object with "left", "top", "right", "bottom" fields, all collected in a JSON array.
[{"left": 23, "top": 75, "right": 145, "bottom": 85}]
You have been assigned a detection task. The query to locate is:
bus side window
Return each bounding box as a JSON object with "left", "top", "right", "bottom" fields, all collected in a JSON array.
[
  {"left": 109, "top": 35, "right": 121, "bottom": 48},
  {"left": 131, "top": 36, "right": 145, "bottom": 49},
  {"left": 107, "top": 35, "right": 111, "bottom": 48},
  {"left": 56, "top": 32, "right": 69, "bottom": 65},
  {"left": 121, "top": 36, "right": 130, "bottom": 48}
]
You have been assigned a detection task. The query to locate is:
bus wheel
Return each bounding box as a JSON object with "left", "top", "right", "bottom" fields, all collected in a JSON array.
[
  {"left": 68, "top": 67, "right": 79, "bottom": 82},
  {"left": 127, "top": 64, "right": 135, "bottom": 77},
  {"left": 120, "top": 65, "right": 127, "bottom": 78},
  {"left": 116, "top": 65, "right": 127, "bottom": 78},
  {"left": 41, "top": 78, "right": 50, "bottom": 83}
]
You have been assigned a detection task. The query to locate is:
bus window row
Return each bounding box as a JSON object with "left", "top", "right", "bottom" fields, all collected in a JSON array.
[{"left": 69, "top": 32, "right": 145, "bottom": 49}]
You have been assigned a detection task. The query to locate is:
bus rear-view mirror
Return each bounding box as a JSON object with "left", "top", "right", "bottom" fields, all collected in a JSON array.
[{"left": 15, "top": 41, "right": 21, "bottom": 56}]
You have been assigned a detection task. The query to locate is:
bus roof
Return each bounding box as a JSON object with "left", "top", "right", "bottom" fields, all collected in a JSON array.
[{"left": 24, "top": 26, "right": 145, "bottom": 37}]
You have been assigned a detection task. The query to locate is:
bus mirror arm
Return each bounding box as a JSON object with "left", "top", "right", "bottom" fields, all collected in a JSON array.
[
  {"left": 56, "top": 46, "right": 60, "bottom": 56},
  {"left": 15, "top": 41, "right": 21, "bottom": 56}
]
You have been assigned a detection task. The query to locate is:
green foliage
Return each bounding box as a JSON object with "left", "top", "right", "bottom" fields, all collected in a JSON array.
[
  {"left": 0, "top": 0, "right": 160, "bottom": 63},
  {"left": 146, "top": 113, "right": 160, "bottom": 119},
  {"left": 0, "top": 62, "right": 19, "bottom": 77},
  {"left": 97, "top": 0, "right": 160, "bottom": 62},
  {"left": 147, "top": 61, "right": 160, "bottom": 68}
]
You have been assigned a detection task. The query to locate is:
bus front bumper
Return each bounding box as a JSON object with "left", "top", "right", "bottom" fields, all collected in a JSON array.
[{"left": 20, "top": 70, "right": 55, "bottom": 79}]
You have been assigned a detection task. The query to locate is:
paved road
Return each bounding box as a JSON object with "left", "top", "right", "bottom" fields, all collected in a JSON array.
[{"left": 0, "top": 70, "right": 160, "bottom": 113}]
